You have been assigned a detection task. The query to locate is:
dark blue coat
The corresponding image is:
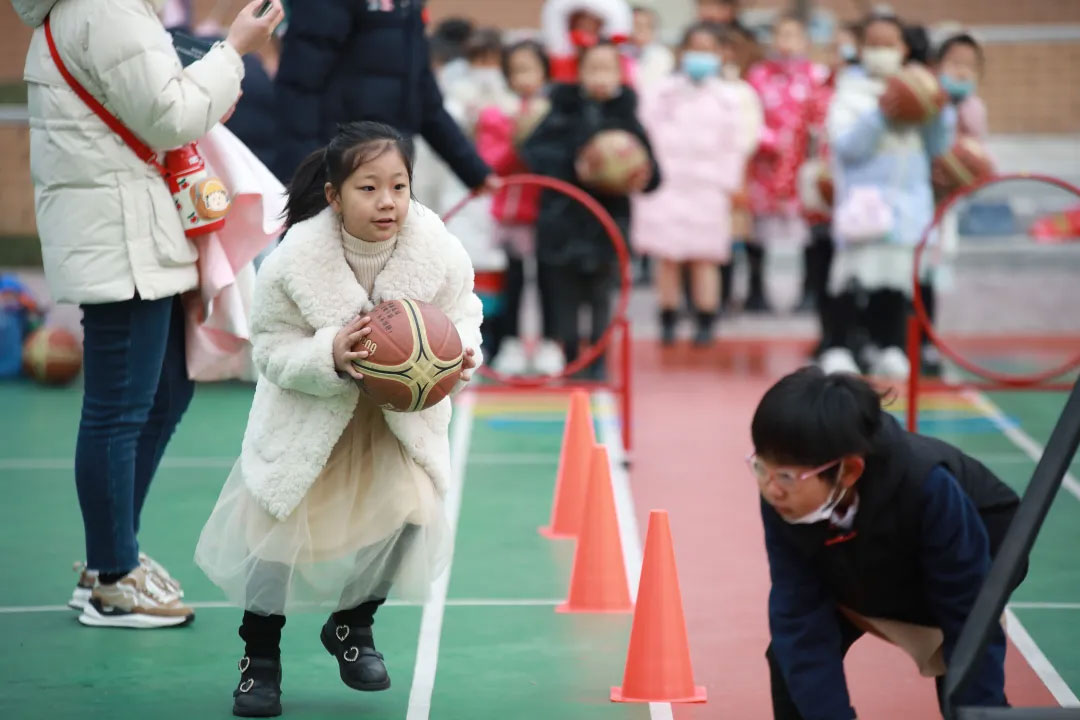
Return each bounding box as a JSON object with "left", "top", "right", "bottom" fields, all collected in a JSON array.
[
  {"left": 763, "top": 415, "right": 1021, "bottom": 719},
  {"left": 272, "top": 0, "right": 490, "bottom": 187}
]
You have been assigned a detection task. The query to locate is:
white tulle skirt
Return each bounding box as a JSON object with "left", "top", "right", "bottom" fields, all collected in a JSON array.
[{"left": 195, "top": 397, "right": 450, "bottom": 616}]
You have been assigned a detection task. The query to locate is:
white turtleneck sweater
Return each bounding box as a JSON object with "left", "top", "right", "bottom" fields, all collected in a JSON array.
[{"left": 341, "top": 225, "right": 397, "bottom": 297}]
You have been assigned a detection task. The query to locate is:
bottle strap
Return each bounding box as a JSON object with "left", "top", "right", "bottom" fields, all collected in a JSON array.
[{"left": 43, "top": 14, "right": 166, "bottom": 175}]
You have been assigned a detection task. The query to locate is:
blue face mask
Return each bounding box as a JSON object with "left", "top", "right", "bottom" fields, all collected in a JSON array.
[
  {"left": 681, "top": 51, "right": 721, "bottom": 82},
  {"left": 940, "top": 74, "right": 975, "bottom": 102},
  {"left": 839, "top": 44, "right": 858, "bottom": 64}
]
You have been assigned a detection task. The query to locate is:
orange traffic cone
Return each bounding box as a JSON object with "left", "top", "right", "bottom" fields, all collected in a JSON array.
[
  {"left": 556, "top": 445, "right": 633, "bottom": 614},
  {"left": 611, "top": 510, "right": 706, "bottom": 704},
  {"left": 539, "top": 390, "right": 595, "bottom": 539}
]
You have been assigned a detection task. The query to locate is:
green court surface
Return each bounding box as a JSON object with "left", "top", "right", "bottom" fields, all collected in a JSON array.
[{"left": 1, "top": 380, "right": 1078, "bottom": 717}]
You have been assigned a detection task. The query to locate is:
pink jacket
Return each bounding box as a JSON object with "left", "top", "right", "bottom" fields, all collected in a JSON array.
[
  {"left": 745, "top": 58, "right": 830, "bottom": 216},
  {"left": 957, "top": 95, "right": 989, "bottom": 142},
  {"left": 475, "top": 103, "right": 542, "bottom": 226},
  {"left": 183, "top": 124, "right": 285, "bottom": 382},
  {"left": 633, "top": 75, "right": 761, "bottom": 262}
]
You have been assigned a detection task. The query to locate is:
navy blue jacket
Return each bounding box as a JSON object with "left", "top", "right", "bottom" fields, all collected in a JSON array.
[
  {"left": 272, "top": 0, "right": 489, "bottom": 187},
  {"left": 763, "top": 416, "right": 1021, "bottom": 719}
]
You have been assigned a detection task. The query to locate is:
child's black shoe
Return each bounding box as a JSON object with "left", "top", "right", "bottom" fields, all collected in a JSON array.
[
  {"left": 320, "top": 618, "right": 390, "bottom": 691},
  {"left": 232, "top": 655, "right": 282, "bottom": 718}
]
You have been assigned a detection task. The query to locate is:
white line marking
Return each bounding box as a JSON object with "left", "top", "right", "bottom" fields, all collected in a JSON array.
[
  {"left": 594, "top": 391, "right": 673, "bottom": 720},
  {"left": 963, "top": 390, "right": 1080, "bottom": 502},
  {"left": 1005, "top": 608, "right": 1080, "bottom": 706},
  {"left": 405, "top": 393, "right": 474, "bottom": 720},
  {"left": 0, "top": 457, "right": 236, "bottom": 471},
  {"left": 1009, "top": 602, "right": 1080, "bottom": 610},
  {"left": 0, "top": 598, "right": 562, "bottom": 615}
]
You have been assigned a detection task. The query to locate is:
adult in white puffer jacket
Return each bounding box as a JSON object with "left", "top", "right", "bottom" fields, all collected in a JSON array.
[{"left": 14, "top": 0, "right": 282, "bottom": 629}]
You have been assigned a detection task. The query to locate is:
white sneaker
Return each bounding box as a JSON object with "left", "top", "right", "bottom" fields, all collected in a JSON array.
[
  {"left": 69, "top": 562, "right": 97, "bottom": 610},
  {"left": 872, "top": 346, "right": 911, "bottom": 380},
  {"left": 819, "top": 347, "right": 861, "bottom": 375},
  {"left": 493, "top": 337, "right": 528, "bottom": 375},
  {"left": 139, "top": 552, "right": 184, "bottom": 598},
  {"left": 531, "top": 340, "right": 566, "bottom": 376},
  {"left": 78, "top": 566, "right": 193, "bottom": 629}
]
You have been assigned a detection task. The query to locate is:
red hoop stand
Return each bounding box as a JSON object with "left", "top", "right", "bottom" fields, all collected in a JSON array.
[
  {"left": 442, "top": 174, "right": 635, "bottom": 453},
  {"left": 907, "top": 173, "right": 1080, "bottom": 431}
]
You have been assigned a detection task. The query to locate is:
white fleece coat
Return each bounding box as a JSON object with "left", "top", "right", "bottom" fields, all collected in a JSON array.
[{"left": 241, "top": 203, "right": 484, "bottom": 521}]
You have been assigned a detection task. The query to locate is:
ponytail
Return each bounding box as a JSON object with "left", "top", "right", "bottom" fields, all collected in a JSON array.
[
  {"left": 284, "top": 148, "right": 330, "bottom": 229},
  {"left": 281, "top": 121, "right": 416, "bottom": 231}
]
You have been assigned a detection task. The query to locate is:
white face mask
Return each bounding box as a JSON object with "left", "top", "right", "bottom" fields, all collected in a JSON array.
[
  {"left": 470, "top": 67, "right": 506, "bottom": 92},
  {"left": 784, "top": 463, "right": 848, "bottom": 525},
  {"left": 862, "top": 47, "right": 904, "bottom": 78}
]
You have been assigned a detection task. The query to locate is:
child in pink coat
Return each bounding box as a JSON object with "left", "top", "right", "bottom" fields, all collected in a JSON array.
[{"left": 634, "top": 23, "right": 762, "bottom": 345}]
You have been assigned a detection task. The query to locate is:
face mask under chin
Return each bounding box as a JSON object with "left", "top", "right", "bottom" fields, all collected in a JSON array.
[{"left": 783, "top": 462, "right": 848, "bottom": 525}]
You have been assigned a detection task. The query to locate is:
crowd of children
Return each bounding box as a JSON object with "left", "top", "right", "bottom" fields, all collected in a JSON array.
[{"left": 415, "top": 0, "right": 990, "bottom": 381}]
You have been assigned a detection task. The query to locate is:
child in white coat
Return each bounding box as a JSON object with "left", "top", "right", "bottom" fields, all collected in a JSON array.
[{"left": 195, "top": 121, "right": 482, "bottom": 718}]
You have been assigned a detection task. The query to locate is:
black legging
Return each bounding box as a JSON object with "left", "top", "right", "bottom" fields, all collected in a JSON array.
[{"left": 821, "top": 287, "right": 909, "bottom": 355}]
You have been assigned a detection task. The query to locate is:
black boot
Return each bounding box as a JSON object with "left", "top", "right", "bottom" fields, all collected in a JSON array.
[
  {"left": 719, "top": 262, "right": 734, "bottom": 315},
  {"left": 320, "top": 617, "right": 390, "bottom": 692},
  {"left": 744, "top": 243, "right": 772, "bottom": 313},
  {"left": 693, "top": 311, "right": 717, "bottom": 347},
  {"left": 794, "top": 246, "right": 816, "bottom": 312},
  {"left": 233, "top": 656, "right": 282, "bottom": 718},
  {"left": 660, "top": 309, "right": 678, "bottom": 346}
]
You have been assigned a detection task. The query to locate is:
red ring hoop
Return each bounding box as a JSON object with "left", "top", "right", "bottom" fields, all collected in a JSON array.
[
  {"left": 441, "top": 173, "right": 632, "bottom": 387},
  {"left": 912, "top": 172, "right": 1080, "bottom": 386}
]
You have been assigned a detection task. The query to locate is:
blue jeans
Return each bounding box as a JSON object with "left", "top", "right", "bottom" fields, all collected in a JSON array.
[{"left": 75, "top": 295, "right": 194, "bottom": 574}]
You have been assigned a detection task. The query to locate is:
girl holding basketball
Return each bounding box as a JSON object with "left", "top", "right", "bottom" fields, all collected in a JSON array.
[{"left": 195, "top": 121, "right": 482, "bottom": 718}]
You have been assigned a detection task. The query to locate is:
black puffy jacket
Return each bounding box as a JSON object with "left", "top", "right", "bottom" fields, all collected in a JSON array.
[
  {"left": 520, "top": 84, "right": 660, "bottom": 270},
  {"left": 273, "top": 0, "right": 489, "bottom": 187}
]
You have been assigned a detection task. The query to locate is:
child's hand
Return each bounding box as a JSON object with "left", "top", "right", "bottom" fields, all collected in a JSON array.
[
  {"left": 333, "top": 315, "right": 372, "bottom": 381},
  {"left": 459, "top": 348, "right": 478, "bottom": 383}
]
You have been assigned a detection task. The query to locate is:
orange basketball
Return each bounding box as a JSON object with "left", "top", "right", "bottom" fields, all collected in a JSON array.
[
  {"left": 576, "top": 129, "right": 651, "bottom": 195},
  {"left": 881, "top": 65, "right": 947, "bottom": 125},
  {"left": 933, "top": 137, "right": 995, "bottom": 198},
  {"left": 23, "top": 327, "right": 82, "bottom": 385},
  {"left": 351, "top": 299, "right": 464, "bottom": 412}
]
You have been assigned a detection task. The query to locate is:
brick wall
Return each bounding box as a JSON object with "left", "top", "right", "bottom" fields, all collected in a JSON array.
[{"left": 0, "top": 124, "right": 35, "bottom": 236}]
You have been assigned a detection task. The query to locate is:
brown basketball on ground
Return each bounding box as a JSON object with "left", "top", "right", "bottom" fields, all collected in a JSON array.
[
  {"left": 880, "top": 65, "right": 947, "bottom": 125},
  {"left": 351, "top": 298, "right": 464, "bottom": 412},
  {"left": 23, "top": 327, "right": 82, "bottom": 385},
  {"left": 576, "top": 129, "right": 651, "bottom": 195}
]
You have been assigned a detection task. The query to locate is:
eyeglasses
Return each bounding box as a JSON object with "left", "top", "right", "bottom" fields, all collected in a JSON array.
[{"left": 746, "top": 453, "right": 842, "bottom": 488}]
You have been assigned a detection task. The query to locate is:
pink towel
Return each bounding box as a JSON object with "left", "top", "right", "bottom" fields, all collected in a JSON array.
[{"left": 183, "top": 124, "right": 285, "bottom": 382}]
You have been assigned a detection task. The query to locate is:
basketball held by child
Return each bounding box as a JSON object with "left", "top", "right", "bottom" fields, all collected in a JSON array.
[
  {"left": 351, "top": 299, "right": 464, "bottom": 412},
  {"left": 932, "top": 137, "right": 995, "bottom": 197},
  {"left": 575, "top": 129, "right": 651, "bottom": 195},
  {"left": 22, "top": 326, "right": 82, "bottom": 385},
  {"left": 880, "top": 65, "right": 947, "bottom": 125}
]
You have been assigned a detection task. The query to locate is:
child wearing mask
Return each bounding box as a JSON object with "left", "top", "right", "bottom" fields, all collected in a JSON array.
[
  {"left": 522, "top": 40, "right": 661, "bottom": 379},
  {"left": 821, "top": 13, "right": 955, "bottom": 379},
  {"left": 474, "top": 40, "right": 564, "bottom": 376},
  {"left": 635, "top": 22, "right": 761, "bottom": 345},
  {"left": 745, "top": 15, "right": 830, "bottom": 313},
  {"left": 936, "top": 33, "right": 988, "bottom": 142}
]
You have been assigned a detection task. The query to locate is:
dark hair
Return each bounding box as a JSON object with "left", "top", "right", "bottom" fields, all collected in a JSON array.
[
  {"left": 632, "top": 5, "right": 658, "bottom": 21},
  {"left": 861, "top": 12, "right": 905, "bottom": 41},
  {"left": 429, "top": 36, "right": 462, "bottom": 66},
  {"left": 578, "top": 38, "right": 621, "bottom": 64},
  {"left": 501, "top": 39, "right": 551, "bottom": 83},
  {"left": 903, "top": 24, "right": 931, "bottom": 64},
  {"left": 681, "top": 21, "right": 728, "bottom": 48},
  {"left": 283, "top": 121, "right": 415, "bottom": 229},
  {"left": 937, "top": 32, "right": 984, "bottom": 68},
  {"left": 728, "top": 20, "right": 759, "bottom": 45},
  {"left": 697, "top": 0, "right": 738, "bottom": 6},
  {"left": 751, "top": 367, "right": 886, "bottom": 471},
  {"left": 431, "top": 17, "right": 474, "bottom": 47},
  {"left": 465, "top": 27, "right": 503, "bottom": 61}
]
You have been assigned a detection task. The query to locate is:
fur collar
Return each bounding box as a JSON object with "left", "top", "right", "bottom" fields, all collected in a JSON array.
[{"left": 270, "top": 202, "right": 452, "bottom": 329}]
